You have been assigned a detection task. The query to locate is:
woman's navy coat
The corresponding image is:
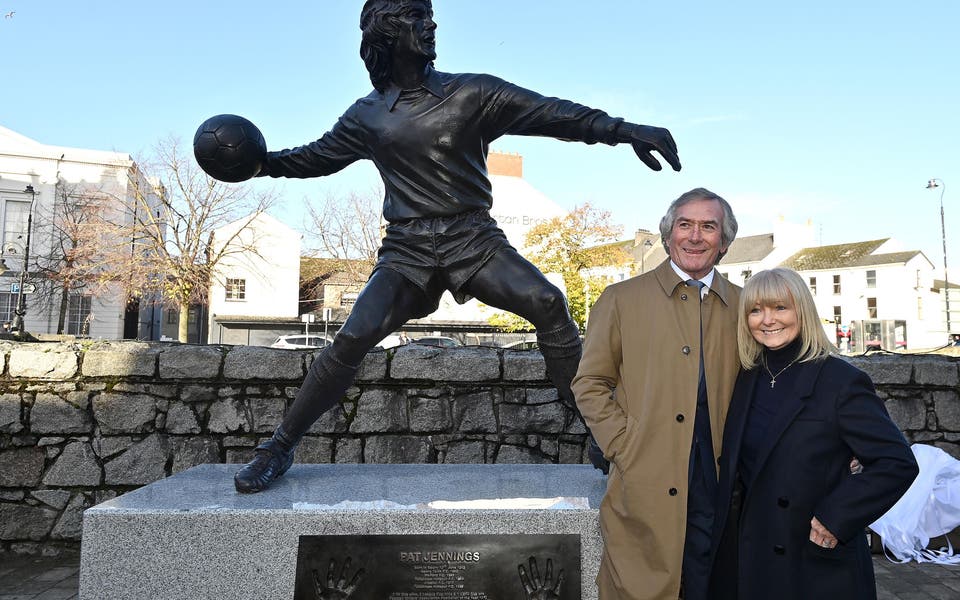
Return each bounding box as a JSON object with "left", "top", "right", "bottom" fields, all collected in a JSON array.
[{"left": 708, "top": 357, "right": 918, "bottom": 600}]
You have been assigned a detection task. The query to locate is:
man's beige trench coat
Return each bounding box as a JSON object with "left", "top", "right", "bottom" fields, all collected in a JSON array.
[{"left": 573, "top": 260, "right": 741, "bottom": 600}]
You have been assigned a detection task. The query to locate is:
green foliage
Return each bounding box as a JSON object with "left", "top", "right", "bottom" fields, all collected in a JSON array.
[{"left": 486, "top": 203, "right": 631, "bottom": 330}]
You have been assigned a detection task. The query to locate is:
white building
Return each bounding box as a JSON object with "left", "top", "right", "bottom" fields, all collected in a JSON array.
[
  {"left": 779, "top": 239, "right": 940, "bottom": 350},
  {"left": 0, "top": 125, "right": 162, "bottom": 339},
  {"left": 207, "top": 212, "right": 302, "bottom": 346},
  {"left": 587, "top": 221, "right": 944, "bottom": 351}
]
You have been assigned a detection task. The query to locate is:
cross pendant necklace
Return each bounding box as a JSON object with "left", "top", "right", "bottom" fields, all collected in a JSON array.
[{"left": 762, "top": 357, "right": 797, "bottom": 388}]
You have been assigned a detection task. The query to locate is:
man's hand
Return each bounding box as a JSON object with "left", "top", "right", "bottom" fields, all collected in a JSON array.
[{"left": 630, "top": 125, "right": 681, "bottom": 172}]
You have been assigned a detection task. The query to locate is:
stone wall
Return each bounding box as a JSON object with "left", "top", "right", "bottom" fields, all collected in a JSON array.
[{"left": 0, "top": 342, "right": 957, "bottom": 556}]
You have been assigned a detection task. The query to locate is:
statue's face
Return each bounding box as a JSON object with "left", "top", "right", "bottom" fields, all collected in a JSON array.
[{"left": 394, "top": 0, "right": 436, "bottom": 63}]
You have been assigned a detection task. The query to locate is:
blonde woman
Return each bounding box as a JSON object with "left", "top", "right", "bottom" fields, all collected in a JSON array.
[{"left": 708, "top": 268, "right": 918, "bottom": 600}]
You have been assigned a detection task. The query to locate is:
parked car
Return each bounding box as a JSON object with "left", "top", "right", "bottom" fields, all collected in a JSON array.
[
  {"left": 411, "top": 336, "right": 461, "bottom": 348},
  {"left": 502, "top": 339, "right": 539, "bottom": 350},
  {"left": 269, "top": 334, "right": 334, "bottom": 349}
]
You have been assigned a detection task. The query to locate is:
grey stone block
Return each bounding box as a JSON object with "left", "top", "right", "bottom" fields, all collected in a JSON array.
[
  {"left": 441, "top": 440, "right": 486, "bottom": 463},
  {"left": 914, "top": 357, "right": 960, "bottom": 387},
  {"left": 495, "top": 444, "right": 552, "bottom": 464},
  {"left": 43, "top": 441, "right": 102, "bottom": 487},
  {"left": 409, "top": 396, "right": 451, "bottom": 432},
  {"left": 31, "top": 489, "right": 72, "bottom": 510},
  {"left": 500, "top": 401, "right": 568, "bottom": 434},
  {"left": 9, "top": 345, "right": 79, "bottom": 379},
  {"left": 503, "top": 351, "right": 548, "bottom": 381},
  {"left": 82, "top": 343, "right": 158, "bottom": 377},
  {"left": 885, "top": 397, "right": 926, "bottom": 430},
  {"left": 351, "top": 389, "right": 407, "bottom": 433},
  {"left": 165, "top": 403, "right": 200, "bottom": 434},
  {"left": 335, "top": 438, "right": 362, "bottom": 463},
  {"left": 180, "top": 385, "right": 217, "bottom": 403},
  {"left": 245, "top": 397, "right": 286, "bottom": 433},
  {"left": 50, "top": 493, "right": 87, "bottom": 540},
  {"left": 934, "top": 391, "right": 960, "bottom": 430},
  {"left": 92, "top": 393, "right": 157, "bottom": 434},
  {"left": 159, "top": 345, "right": 222, "bottom": 380},
  {"left": 308, "top": 403, "right": 350, "bottom": 434},
  {"left": 849, "top": 356, "right": 912, "bottom": 385},
  {"left": 110, "top": 382, "right": 179, "bottom": 398},
  {"left": 294, "top": 436, "right": 333, "bottom": 464},
  {"left": 171, "top": 437, "right": 221, "bottom": 474},
  {"left": 391, "top": 345, "right": 500, "bottom": 382},
  {"left": 30, "top": 393, "right": 92, "bottom": 434},
  {"left": 559, "top": 441, "right": 585, "bottom": 465},
  {"left": 356, "top": 350, "right": 388, "bottom": 381},
  {"left": 0, "top": 446, "right": 46, "bottom": 487},
  {"left": 364, "top": 435, "right": 432, "bottom": 463},
  {"left": 0, "top": 503, "right": 57, "bottom": 541},
  {"left": 451, "top": 391, "right": 497, "bottom": 433},
  {"left": 223, "top": 345, "right": 303, "bottom": 380},
  {"left": 0, "top": 392, "right": 22, "bottom": 433},
  {"left": 207, "top": 399, "right": 247, "bottom": 433},
  {"left": 94, "top": 436, "right": 134, "bottom": 459},
  {"left": 104, "top": 434, "right": 169, "bottom": 486},
  {"left": 79, "top": 464, "right": 606, "bottom": 600}
]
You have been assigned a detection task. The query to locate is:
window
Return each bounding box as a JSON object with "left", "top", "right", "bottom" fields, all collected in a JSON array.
[
  {"left": 833, "top": 306, "right": 842, "bottom": 325},
  {"left": 225, "top": 278, "right": 246, "bottom": 301},
  {"left": 867, "top": 297, "right": 878, "bottom": 319},
  {"left": 833, "top": 275, "right": 841, "bottom": 294},
  {"left": 866, "top": 270, "right": 876, "bottom": 288},
  {"left": 166, "top": 309, "right": 177, "bottom": 324},
  {"left": 0, "top": 292, "right": 15, "bottom": 324},
  {"left": 67, "top": 294, "right": 92, "bottom": 335},
  {"left": 809, "top": 277, "right": 817, "bottom": 295},
  {"left": 341, "top": 292, "right": 358, "bottom": 307},
  {"left": 2, "top": 199, "right": 30, "bottom": 250}
]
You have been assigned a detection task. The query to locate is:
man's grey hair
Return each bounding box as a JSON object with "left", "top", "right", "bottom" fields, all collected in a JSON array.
[{"left": 658, "top": 187, "right": 738, "bottom": 262}]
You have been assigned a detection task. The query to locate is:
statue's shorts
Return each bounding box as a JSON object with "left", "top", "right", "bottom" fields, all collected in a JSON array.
[{"left": 373, "top": 209, "right": 514, "bottom": 316}]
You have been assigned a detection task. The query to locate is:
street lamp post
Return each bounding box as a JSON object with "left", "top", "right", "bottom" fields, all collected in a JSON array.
[
  {"left": 926, "top": 178, "right": 950, "bottom": 340},
  {"left": 11, "top": 185, "right": 36, "bottom": 336}
]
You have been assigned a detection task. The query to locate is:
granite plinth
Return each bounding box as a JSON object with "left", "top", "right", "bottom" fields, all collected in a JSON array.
[{"left": 79, "top": 464, "right": 607, "bottom": 600}]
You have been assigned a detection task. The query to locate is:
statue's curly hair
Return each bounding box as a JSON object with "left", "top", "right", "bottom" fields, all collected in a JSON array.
[{"left": 360, "top": 0, "right": 426, "bottom": 92}]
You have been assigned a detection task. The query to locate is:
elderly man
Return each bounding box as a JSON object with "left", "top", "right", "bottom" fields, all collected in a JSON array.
[
  {"left": 233, "top": 0, "right": 682, "bottom": 493},
  {"left": 573, "top": 189, "right": 740, "bottom": 600}
]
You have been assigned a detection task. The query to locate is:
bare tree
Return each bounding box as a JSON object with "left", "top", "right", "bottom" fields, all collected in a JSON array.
[
  {"left": 301, "top": 186, "right": 383, "bottom": 301},
  {"left": 30, "top": 180, "right": 112, "bottom": 333},
  {"left": 96, "top": 136, "right": 276, "bottom": 342}
]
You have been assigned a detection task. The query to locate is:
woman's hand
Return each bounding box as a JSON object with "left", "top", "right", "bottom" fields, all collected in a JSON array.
[{"left": 809, "top": 516, "right": 838, "bottom": 549}]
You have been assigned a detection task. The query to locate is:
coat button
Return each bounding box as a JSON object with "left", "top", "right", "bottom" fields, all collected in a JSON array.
[
  {"left": 773, "top": 545, "right": 786, "bottom": 555},
  {"left": 669, "top": 488, "right": 678, "bottom": 496},
  {"left": 682, "top": 346, "right": 691, "bottom": 355},
  {"left": 681, "top": 293, "right": 688, "bottom": 301},
  {"left": 778, "top": 497, "right": 790, "bottom": 508},
  {"left": 676, "top": 414, "right": 685, "bottom": 422}
]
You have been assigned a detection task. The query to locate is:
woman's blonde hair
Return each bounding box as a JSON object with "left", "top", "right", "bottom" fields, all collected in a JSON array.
[{"left": 737, "top": 267, "right": 837, "bottom": 369}]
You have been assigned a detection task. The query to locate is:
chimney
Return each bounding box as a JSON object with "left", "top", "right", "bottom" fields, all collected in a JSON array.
[{"left": 487, "top": 151, "right": 523, "bottom": 177}]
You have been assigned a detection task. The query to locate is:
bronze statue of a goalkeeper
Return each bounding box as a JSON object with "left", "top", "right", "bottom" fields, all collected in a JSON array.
[{"left": 207, "top": 0, "right": 680, "bottom": 493}]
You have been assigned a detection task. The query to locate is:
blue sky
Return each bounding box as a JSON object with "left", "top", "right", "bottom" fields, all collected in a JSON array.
[{"left": 2, "top": 1, "right": 958, "bottom": 270}]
